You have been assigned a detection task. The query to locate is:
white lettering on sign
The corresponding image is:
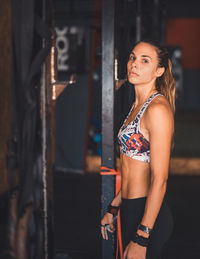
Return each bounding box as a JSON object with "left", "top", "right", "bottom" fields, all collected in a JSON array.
[{"left": 55, "top": 26, "right": 69, "bottom": 71}]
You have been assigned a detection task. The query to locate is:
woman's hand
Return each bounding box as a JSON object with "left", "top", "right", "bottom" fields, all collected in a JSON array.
[
  {"left": 123, "top": 241, "right": 146, "bottom": 259},
  {"left": 101, "top": 212, "right": 115, "bottom": 240}
]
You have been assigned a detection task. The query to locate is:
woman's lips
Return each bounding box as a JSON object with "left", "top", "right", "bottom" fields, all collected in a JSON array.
[{"left": 129, "top": 71, "right": 139, "bottom": 76}]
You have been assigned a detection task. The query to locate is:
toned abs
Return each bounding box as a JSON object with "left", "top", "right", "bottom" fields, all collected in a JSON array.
[{"left": 120, "top": 154, "right": 151, "bottom": 198}]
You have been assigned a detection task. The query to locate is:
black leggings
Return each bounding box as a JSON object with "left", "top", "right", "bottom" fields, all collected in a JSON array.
[{"left": 120, "top": 197, "right": 173, "bottom": 259}]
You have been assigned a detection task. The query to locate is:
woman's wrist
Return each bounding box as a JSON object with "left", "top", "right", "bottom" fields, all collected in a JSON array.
[
  {"left": 137, "top": 223, "right": 152, "bottom": 237},
  {"left": 132, "top": 233, "right": 150, "bottom": 247},
  {"left": 106, "top": 203, "right": 120, "bottom": 216},
  {"left": 136, "top": 229, "right": 149, "bottom": 238},
  {"left": 132, "top": 223, "right": 153, "bottom": 247}
]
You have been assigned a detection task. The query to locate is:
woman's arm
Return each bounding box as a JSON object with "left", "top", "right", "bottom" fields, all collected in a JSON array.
[
  {"left": 123, "top": 101, "right": 174, "bottom": 259},
  {"left": 110, "top": 190, "right": 122, "bottom": 206},
  {"left": 138, "top": 101, "right": 174, "bottom": 235}
]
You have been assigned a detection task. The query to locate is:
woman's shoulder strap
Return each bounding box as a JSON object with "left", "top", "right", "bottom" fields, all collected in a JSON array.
[{"left": 138, "top": 92, "right": 163, "bottom": 118}]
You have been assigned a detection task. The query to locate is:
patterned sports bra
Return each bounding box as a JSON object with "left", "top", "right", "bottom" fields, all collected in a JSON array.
[{"left": 117, "top": 92, "right": 162, "bottom": 163}]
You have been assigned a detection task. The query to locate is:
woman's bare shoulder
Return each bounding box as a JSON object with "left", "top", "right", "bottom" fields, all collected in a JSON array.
[
  {"left": 147, "top": 95, "right": 173, "bottom": 117},
  {"left": 145, "top": 95, "right": 174, "bottom": 129}
]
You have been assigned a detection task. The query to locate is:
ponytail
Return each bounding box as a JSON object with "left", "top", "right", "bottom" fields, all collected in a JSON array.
[{"left": 156, "top": 59, "right": 176, "bottom": 114}]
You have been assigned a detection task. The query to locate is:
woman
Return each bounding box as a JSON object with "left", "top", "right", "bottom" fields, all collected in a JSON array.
[{"left": 101, "top": 40, "right": 175, "bottom": 259}]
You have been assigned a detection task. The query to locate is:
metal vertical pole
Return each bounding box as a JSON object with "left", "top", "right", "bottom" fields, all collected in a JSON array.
[
  {"left": 101, "top": 0, "right": 115, "bottom": 258},
  {"left": 41, "top": 0, "right": 48, "bottom": 258}
]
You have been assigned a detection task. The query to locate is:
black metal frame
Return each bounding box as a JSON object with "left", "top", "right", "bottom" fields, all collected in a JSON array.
[{"left": 101, "top": 0, "right": 116, "bottom": 258}]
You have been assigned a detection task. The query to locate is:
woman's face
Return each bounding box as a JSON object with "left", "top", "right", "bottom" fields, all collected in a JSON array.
[{"left": 127, "top": 42, "right": 163, "bottom": 86}]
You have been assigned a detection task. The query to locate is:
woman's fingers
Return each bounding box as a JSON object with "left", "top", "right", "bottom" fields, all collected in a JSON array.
[
  {"left": 107, "top": 228, "right": 114, "bottom": 233},
  {"left": 104, "top": 226, "right": 108, "bottom": 240},
  {"left": 101, "top": 224, "right": 115, "bottom": 239},
  {"left": 107, "top": 223, "right": 115, "bottom": 233},
  {"left": 101, "top": 213, "right": 115, "bottom": 239},
  {"left": 103, "top": 225, "right": 108, "bottom": 240},
  {"left": 101, "top": 225, "right": 108, "bottom": 240},
  {"left": 101, "top": 225, "right": 106, "bottom": 239}
]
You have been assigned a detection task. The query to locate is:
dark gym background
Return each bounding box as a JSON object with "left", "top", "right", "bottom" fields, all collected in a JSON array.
[{"left": 0, "top": 0, "right": 200, "bottom": 259}]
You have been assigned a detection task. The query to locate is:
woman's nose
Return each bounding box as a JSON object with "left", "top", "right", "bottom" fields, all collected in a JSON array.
[{"left": 130, "top": 59, "right": 137, "bottom": 68}]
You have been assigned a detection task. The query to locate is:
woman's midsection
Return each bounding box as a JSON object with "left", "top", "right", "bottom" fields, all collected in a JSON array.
[{"left": 120, "top": 154, "right": 151, "bottom": 199}]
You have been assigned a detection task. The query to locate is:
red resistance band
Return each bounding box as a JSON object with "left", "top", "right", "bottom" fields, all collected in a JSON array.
[{"left": 100, "top": 166, "right": 123, "bottom": 259}]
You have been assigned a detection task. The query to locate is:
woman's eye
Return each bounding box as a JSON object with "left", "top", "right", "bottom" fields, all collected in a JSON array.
[
  {"left": 129, "top": 56, "right": 135, "bottom": 61},
  {"left": 142, "top": 59, "right": 149, "bottom": 63}
]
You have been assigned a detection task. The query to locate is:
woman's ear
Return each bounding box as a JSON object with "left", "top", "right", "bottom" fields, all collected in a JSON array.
[{"left": 156, "top": 67, "right": 165, "bottom": 78}]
